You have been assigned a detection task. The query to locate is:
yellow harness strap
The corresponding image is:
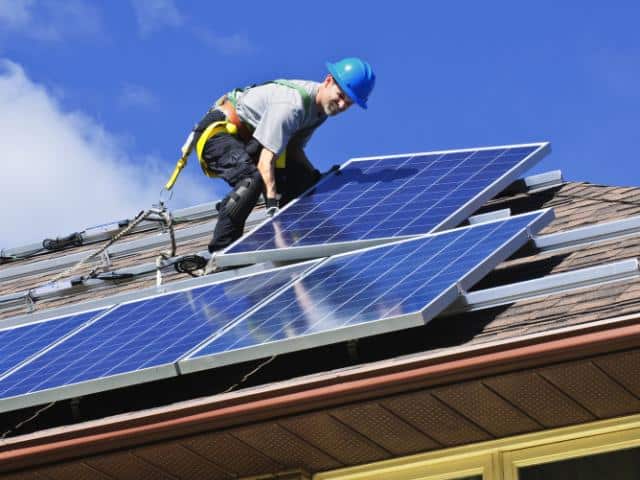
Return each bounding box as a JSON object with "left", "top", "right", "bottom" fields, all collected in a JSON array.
[
  {"left": 275, "top": 150, "right": 287, "bottom": 169},
  {"left": 165, "top": 117, "right": 287, "bottom": 190},
  {"left": 165, "top": 121, "right": 236, "bottom": 189},
  {"left": 195, "top": 120, "right": 287, "bottom": 174},
  {"left": 195, "top": 121, "right": 238, "bottom": 177},
  {"left": 165, "top": 155, "right": 188, "bottom": 190},
  {"left": 165, "top": 128, "right": 197, "bottom": 190}
]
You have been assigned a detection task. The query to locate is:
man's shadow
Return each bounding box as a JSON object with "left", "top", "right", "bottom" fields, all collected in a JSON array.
[{"left": 309, "top": 165, "right": 420, "bottom": 195}]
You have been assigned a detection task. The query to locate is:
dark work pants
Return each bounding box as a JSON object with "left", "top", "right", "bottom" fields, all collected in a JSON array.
[
  {"left": 275, "top": 147, "right": 321, "bottom": 207},
  {"left": 202, "top": 112, "right": 321, "bottom": 253},
  {"left": 201, "top": 112, "right": 259, "bottom": 253}
]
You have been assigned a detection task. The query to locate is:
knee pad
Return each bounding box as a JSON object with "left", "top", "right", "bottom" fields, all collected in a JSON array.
[{"left": 224, "top": 171, "right": 263, "bottom": 223}]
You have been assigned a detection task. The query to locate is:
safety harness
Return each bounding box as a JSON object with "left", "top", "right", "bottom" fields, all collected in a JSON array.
[{"left": 165, "top": 80, "right": 313, "bottom": 190}]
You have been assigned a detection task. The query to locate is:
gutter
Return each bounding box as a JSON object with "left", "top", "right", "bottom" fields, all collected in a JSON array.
[{"left": 1, "top": 312, "right": 640, "bottom": 472}]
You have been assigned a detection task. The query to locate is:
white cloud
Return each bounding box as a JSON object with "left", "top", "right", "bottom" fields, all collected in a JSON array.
[
  {"left": 118, "top": 83, "right": 158, "bottom": 110},
  {"left": 128, "top": 0, "right": 254, "bottom": 55},
  {"left": 0, "top": 0, "right": 103, "bottom": 41},
  {"left": 0, "top": 0, "right": 34, "bottom": 28},
  {"left": 130, "top": 0, "right": 183, "bottom": 37},
  {"left": 193, "top": 28, "right": 255, "bottom": 56},
  {"left": 0, "top": 59, "right": 215, "bottom": 248}
]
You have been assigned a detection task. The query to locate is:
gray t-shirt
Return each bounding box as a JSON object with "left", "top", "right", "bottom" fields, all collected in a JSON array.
[{"left": 229, "top": 80, "right": 327, "bottom": 156}]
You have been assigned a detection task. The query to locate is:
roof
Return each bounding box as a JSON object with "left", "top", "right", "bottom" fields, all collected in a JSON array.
[{"left": 1, "top": 178, "right": 640, "bottom": 478}]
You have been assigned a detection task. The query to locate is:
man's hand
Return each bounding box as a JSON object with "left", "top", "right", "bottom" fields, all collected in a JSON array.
[{"left": 265, "top": 197, "right": 280, "bottom": 217}]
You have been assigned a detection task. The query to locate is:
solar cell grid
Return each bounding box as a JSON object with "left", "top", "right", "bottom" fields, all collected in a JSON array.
[
  {"left": 219, "top": 143, "right": 549, "bottom": 266},
  {"left": 0, "top": 309, "right": 106, "bottom": 379},
  {"left": 183, "top": 209, "right": 553, "bottom": 371},
  {"left": 0, "top": 262, "right": 313, "bottom": 408}
]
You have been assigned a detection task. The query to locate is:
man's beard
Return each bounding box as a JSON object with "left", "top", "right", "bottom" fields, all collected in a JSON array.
[{"left": 324, "top": 101, "right": 339, "bottom": 116}]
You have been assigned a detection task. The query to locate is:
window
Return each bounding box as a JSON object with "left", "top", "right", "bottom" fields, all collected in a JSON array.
[{"left": 518, "top": 447, "right": 639, "bottom": 479}]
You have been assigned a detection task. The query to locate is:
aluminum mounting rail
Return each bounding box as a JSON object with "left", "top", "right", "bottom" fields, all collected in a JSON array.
[
  {"left": 469, "top": 212, "right": 640, "bottom": 255},
  {"left": 498, "top": 170, "right": 564, "bottom": 196},
  {"left": 534, "top": 214, "right": 640, "bottom": 252},
  {"left": 445, "top": 258, "right": 640, "bottom": 315},
  {"left": 1, "top": 201, "right": 221, "bottom": 260},
  {"left": 0, "top": 261, "right": 277, "bottom": 329},
  {"left": 0, "top": 211, "right": 267, "bottom": 283}
]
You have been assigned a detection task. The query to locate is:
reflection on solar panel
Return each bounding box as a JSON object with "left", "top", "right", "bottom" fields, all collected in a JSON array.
[
  {"left": 218, "top": 143, "right": 550, "bottom": 267},
  {"left": 181, "top": 209, "right": 553, "bottom": 373},
  {"left": 0, "top": 309, "right": 106, "bottom": 379},
  {"left": 0, "top": 262, "right": 314, "bottom": 413}
]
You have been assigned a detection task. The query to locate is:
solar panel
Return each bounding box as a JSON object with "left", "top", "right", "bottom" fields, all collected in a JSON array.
[
  {"left": 180, "top": 209, "right": 554, "bottom": 374},
  {"left": 217, "top": 142, "right": 550, "bottom": 267},
  {"left": 0, "top": 262, "right": 315, "bottom": 413},
  {"left": 0, "top": 308, "right": 107, "bottom": 379}
]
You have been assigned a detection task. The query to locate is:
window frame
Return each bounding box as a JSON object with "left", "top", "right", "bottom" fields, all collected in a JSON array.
[{"left": 502, "top": 420, "right": 640, "bottom": 480}]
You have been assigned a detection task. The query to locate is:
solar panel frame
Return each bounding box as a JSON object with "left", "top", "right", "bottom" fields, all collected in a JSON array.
[
  {"left": 0, "top": 351, "right": 176, "bottom": 415},
  {"left": 0, "top": 261, "right": 318, "bottom": 414},
  {"left": 216, "top": 142, "right": 551, "bottom": 267},
  {"left": 180, "top": 208, "right": 554, "bottom": 374}
]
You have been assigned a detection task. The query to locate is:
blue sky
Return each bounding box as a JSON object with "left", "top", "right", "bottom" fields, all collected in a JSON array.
[{"left": 1, "top": 0, "right": 639, "bottom": 247}]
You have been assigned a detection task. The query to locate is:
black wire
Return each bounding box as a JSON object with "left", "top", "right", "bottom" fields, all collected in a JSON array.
[
  {"left": 174, "top": 255, "right": 207, "bottom": 275},
  {"left": 42, "top": 232, "right": 83, "bottom": 251}
]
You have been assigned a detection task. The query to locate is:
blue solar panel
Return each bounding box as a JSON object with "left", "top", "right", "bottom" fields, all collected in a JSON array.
[
  {"left": 0, "top": 263, "right": 313, "bottom": 408},
  {"left": 0, "top": 309, "right": 106, "bottom": 378},
  {"left": 218, "top": 143, "right": 549, "bottom": 266},
  {"left": 182, "top": 209, "right": 553, "bottom": 372}
]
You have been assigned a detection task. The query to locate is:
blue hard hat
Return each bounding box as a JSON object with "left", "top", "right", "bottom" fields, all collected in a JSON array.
[{"left": 325, "top": 57, "right": 375, "bottom": 109}]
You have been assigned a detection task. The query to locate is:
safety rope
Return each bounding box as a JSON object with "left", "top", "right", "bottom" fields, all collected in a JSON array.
[
  {"left": 25, "top": 290, "right": 35, "bottom": 313},
  {"left": 173, "top": 254, "right": 207, "bottom": 277},
  {"left": 0, "top": 205, "right": 182, "bottom": 315},
  {"left": 46, "top": 209, "right": 150, "bottom": 285},
  {"left": 158, "top": 208, "right": 177, "bottom": 258},
  {"left": 154, "top": 207, "right": 176, "bottom": 288},
  {"left": 41, "top": 203, "right": 177, "bottom": 293}
]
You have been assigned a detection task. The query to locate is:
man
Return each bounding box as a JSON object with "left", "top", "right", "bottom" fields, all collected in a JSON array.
[{"left": 194, "top": 57, "right": 375, "bottom": 259}]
